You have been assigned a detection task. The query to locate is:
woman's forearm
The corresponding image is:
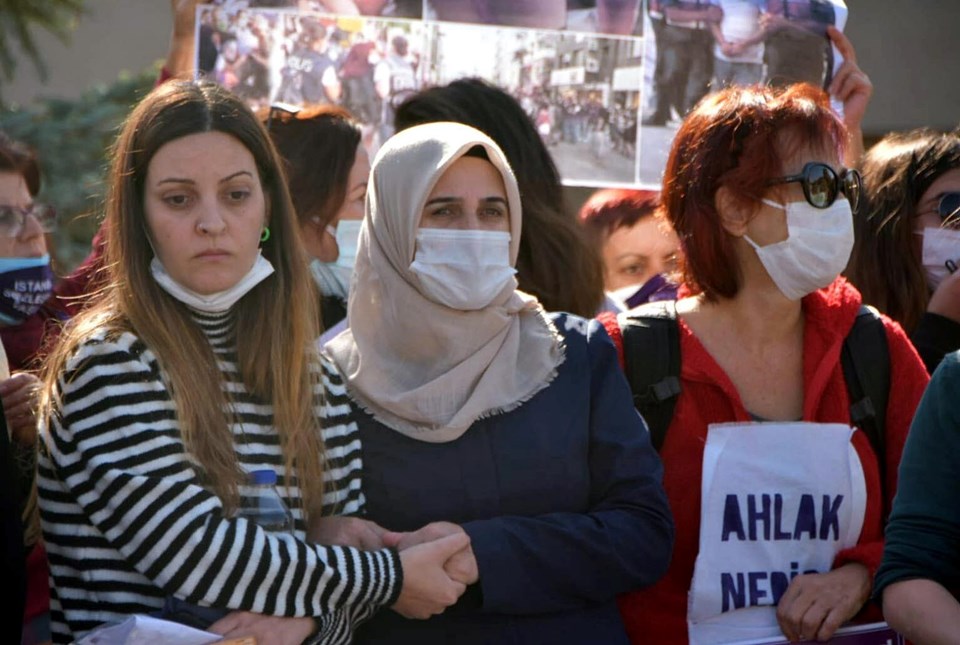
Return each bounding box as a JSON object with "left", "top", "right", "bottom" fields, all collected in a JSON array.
[{"left": 883, "top": 579, "right": 960, "bottom": 645}]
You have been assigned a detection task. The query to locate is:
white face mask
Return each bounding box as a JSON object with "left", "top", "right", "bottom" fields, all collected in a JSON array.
[
  {"left": 315, "top": 219, "right": 363, "bottom": 299},
  {"left": 409, "top": 229, "right": 517, "bottom": 310},
  {"left": 743, "top": 198, "right": 854, "bottom": 301},
  {"left": 150, "top": 253, "right": 275, "bottom": 313},
  {"left": 918, "top": 226, "right": 960, "bottom": 290}
]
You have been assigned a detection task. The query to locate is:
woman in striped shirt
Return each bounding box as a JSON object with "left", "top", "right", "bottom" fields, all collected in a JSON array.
[{"left": 36, "top": 80, "right": 468, "bottom": 644}]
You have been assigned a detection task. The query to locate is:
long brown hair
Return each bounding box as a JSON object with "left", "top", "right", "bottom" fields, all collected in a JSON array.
[
  {"left": 40, "top": 81, "right": 325, "bottom": 516},
  {"left": 846, "top": 129, "right": 960, "bottom": 333}
]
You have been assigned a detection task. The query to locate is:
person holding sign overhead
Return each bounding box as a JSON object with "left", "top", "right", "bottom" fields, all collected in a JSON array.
[{"left": 614, "top": 83, "right": 929, "bottom": 643}]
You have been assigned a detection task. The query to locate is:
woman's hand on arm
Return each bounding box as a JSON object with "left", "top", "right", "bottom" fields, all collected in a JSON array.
[
  {"left": 0, "top": 372, "right": 40, "bottom": 447},
  {"left": 883, "top": 578, "right": 960, "bottom": 645},
  {"left": 775, "top": 562, "right": 871, "bottom": 642},
  {"left": 209, "top": 612, "right": 316, "bottom": 645},
  {"left": 391, "top": 531, "right": 472, "bottom": 619}
]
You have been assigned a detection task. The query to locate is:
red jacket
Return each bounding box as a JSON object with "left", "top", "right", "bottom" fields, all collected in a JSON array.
[{"left": 613, "top": 278, "right": 930, "bottom": 643}]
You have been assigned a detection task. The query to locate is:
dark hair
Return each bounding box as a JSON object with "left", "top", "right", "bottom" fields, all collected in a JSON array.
[
  {"left": 0, "top": 132, "right": 41, "bottom": 196},
  {"left": 578, "top": 189, "right": 660, "bottom": 246},
  {"left": 262, "top": 104, "right": 362, "bottom": 228},
  {"left": 846, "top": 129, "right": 960, "bottom": 332},
  {"left": 394, "top": 77, "right": 604, "bottom": 316},
  {"left": 662, "top": 83, "right": 845, "bottom": 300}
]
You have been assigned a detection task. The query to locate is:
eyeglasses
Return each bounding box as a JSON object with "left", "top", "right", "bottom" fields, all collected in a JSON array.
[
  {"left": 936, "top": 192, "right": 960, "bottom": 225},
  {"left": 0, "top": 204, "right": 57, "bottom": 238},
  {"left": 265, "top": 102, "right": 303, "bottom": 132},
  {"left": 767, "top": 162, "right": 862, "bottom": 214}
]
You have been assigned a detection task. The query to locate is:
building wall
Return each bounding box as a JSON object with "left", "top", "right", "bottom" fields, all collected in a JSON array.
[{"left": 4, "top": 0, "right": 170, "bottom": 107}]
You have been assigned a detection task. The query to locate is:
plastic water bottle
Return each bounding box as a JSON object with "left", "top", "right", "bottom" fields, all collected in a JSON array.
[
  {"left": 160, "top": 469, "right": 294, "bottom": 628},
  {"left": 237, "top": 469, "right": 295, "bottom": 535}
]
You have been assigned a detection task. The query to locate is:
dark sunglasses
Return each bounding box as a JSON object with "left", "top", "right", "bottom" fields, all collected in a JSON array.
[
  {"left": 768, "top": 162, "right": 862, "bottom": 214},
  {"left": 936, "top": 192, "right": 960, "bottom": 224}
]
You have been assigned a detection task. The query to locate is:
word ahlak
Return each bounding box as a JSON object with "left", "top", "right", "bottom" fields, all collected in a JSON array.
[
  {"left": 721, "top": 561, "right": 819, "bottom": 612},
  {"left": 721, "top": 493, "right": 844, "bottom": 542}
]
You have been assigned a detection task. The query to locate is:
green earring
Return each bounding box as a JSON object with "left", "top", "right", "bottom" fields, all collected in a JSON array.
[{"left": 260, "top": 226, "right": 271, "bottom": 242}]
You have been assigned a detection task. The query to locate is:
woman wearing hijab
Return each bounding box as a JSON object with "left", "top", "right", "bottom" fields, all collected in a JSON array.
[{"left": 325, "top": 121, "right": 674, "bottom": 644}]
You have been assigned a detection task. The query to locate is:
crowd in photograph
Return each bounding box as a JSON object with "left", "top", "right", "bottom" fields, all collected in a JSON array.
[{"left": 3, "top": 1, "right": 960, "bottom": 645}]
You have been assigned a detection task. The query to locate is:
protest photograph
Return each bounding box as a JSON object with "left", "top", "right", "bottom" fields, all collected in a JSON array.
[
  {"left": 637, "top": 0, "right": 849, "bottom": 185},
  {"left": 3, "top": 0, "right": 960, "bottom": 643},
  {"left": 206, "top": 0, "right": 423, "bottom": 18},
  {"left": 424, "top": 21, "right": 643, "bottom": 185}
]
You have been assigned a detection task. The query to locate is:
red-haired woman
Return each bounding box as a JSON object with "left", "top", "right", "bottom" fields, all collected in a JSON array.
[
  {"left": 578, "top": 188, "right": 679, "bottom": 309},
  {"left": 616, "top": 83, "right": 929, "bottom": 643}
]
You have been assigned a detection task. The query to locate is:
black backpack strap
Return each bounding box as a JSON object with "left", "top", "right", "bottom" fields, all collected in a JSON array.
[
  {"left": 840, "top": 304, "right": 890, "bottom": 482},
  {"left": 618, "top": 300, "right": 682, "bottom": 451}
]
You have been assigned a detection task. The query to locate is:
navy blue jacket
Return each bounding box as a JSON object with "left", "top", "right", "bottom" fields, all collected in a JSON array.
[{"left": 353, "top": 313, "right": 674, "bottom": 644}]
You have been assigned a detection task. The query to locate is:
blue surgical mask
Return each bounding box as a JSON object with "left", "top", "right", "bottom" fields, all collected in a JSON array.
[
  {"left": 333, "top": 220, "right": 362, "bottom": 272},
  {"left": 0, "top": 254, "right": 54, "bottom": 325}
]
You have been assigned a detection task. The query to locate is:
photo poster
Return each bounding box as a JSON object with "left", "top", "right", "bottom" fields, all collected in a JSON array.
[
  {"left": 195, "top": 0, "right": 649, "bottom": 188},
  {"left": 638, "top": 0, "right": 849, "bottom": 186},
  {"left": 196, "top": 1, "right": 847, "bottom": 189}
]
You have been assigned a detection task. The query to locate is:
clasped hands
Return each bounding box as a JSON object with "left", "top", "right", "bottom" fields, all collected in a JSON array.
[
  {"left": 308, "top": 516, "right": 478, "bottom": 619},
  {"left": 207, "top": 517, "right": 477, "bottom": 644}
]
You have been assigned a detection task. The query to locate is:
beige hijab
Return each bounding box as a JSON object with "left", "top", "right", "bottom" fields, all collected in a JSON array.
[{"left": 326, "top": 122, "right": 564, "bottom": 442}]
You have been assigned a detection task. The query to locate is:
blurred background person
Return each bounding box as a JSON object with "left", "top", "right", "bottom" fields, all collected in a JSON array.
[
  {"left": 762, "top": 0, "right": 836, "bottom": 88},
  {"left": 709, "top": 0, "right": 766, "bottom": 89},
  {"left": 374, "top": 32, "right": 417, "bottom": 145},
  {"left": 394, "top": 78, "right": 605, "bottom": 317},
  {"left": 578, "top": 188, "right": 680, "bottom": 309},
  {"left": 642, "top": 0, "right": 720, "bottom": 127},
  {"left": 846, "top": 129, "right": 960, "bottom": 374},
  {"left": 0, "top": 132, "right": 68, "bottom": 645},
  {"left": 263, "top": 104, "right": 369, "bottom": 333}
]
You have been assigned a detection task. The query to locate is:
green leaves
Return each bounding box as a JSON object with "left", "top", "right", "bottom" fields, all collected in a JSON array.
[
  {"left": 0, "top": 0, "right": 85, "bottom": 85},
  {"left": 0, "top": 65, "right": 157, "bottom": 272}
]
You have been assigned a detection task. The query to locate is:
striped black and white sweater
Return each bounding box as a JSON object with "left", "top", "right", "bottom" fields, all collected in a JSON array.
[{"left": 37, "top": 310, "right": 401, "bottom": 644}]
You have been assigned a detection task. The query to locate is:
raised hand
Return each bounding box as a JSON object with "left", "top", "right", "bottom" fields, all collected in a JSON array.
[{"left": 827, "top": 26, "right": 873, "bottom": 166}]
